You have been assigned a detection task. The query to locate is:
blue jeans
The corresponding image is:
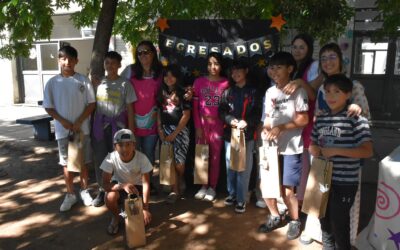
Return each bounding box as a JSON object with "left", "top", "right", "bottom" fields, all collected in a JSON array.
[
  {"left": 225, "top": 140, "right": 254, "bottom": 203},
  {"left": 135, "top": 134, "right": 158, "bottom": 165}
]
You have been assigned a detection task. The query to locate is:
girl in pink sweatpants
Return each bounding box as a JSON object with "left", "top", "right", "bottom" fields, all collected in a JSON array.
[{"left": 192, "top": 52, "right": 229, "bottom": 201}]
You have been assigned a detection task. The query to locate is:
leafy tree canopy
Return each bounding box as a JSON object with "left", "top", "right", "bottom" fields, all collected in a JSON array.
[{"left": 0, "top": 0, "right": 357, "bottom": 59}]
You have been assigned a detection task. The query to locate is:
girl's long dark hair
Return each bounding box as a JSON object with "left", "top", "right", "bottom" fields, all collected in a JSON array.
[
  {"left": 292, "top": 33, "right": 314, "bottom": 79},
  {"left": 132, "top": 40, "right": 162, "bottom": 80},
  {"left": 157, "top": 64, "right": 185, "bottom": 106}
]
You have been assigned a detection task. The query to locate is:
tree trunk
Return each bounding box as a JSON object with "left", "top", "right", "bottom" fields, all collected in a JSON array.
[{"left": 89, "top": 0, "right": 118, "bottom": 87}]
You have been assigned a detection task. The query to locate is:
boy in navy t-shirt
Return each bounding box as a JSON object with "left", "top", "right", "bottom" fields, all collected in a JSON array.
[{"left": 310, "top": 74, "right": 373, "bottom": 250}]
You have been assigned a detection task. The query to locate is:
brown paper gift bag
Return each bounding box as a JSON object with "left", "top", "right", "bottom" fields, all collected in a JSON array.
[
  {"left": 67, "top": 131, "right": 84, "bottom": 172},
  {"left": 230, "top": 127, "right": 246, "bottom": 172},
  {"left": 125, "top": 194, "right": 146, "bottom": 248},
  {"left": 194, "top": 143, "right": 209, "bottom": 185},
  {"left": 259, "top": 140, "right": 281, "bottom": 198},
  {"left": 302, "top": 157, "right": 333, "bottom": 218},
  {"left": 159, "top": 142, "right": 176, "bottom": 185}
]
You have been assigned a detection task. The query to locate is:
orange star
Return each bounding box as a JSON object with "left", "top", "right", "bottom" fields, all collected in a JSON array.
[
  {"left": 257, "top": 58, "right": 266, "bottom": 68},
  {"left": 156, "top": 18, "right": 170, "bottom": 32},
  {"left": 192, "top": 69, "right": 201, "bottom": 77},
  {"left": 270, "top": 14, "right": 286, "bottom": 31}
]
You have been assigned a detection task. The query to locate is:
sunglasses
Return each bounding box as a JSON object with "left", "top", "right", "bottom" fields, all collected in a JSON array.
[
  {"left": 321, "top": 54, "right": 338, "bottom": 62},
  {"left": 137, "top": 49, "right": 151, "bottom": 56}
]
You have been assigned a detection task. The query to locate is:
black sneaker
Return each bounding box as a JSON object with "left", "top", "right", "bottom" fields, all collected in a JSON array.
[
  {"left": 287, "top": 220, "right": 301, "bottom": 240},
  {"left": 92, "top": 191, "right": 105, "bottom": 207},
  {"left": 224, "top": 195, "right": 236, "bottom": 206},
  {"left": 258, "top": 215, "right": 281, "bottom": 233},
  {"left": 235, "top": 202, "right": 246, "bottom": 213}
]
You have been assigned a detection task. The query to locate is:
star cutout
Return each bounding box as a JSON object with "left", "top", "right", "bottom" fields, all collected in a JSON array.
[
  {"left": 270, "top": 14, "right": 286, "bottom": 31},
  {"left": 181, "top": 66, "right": 189, "bottom": 76},
  {"left": 156, "top": 18, "right": 170, "bottom": 32},
  {"left": 160, "top": 57, "right": 169, "bottom": 66},
  {"left": 388, "top": 229, "right": 400, "bottom": 250},
  {"left": 192, "top": 69, "right": 201, "bottom": 77},
  {"left": 256, "top": 58, "right": 266, "bottom": 68}
]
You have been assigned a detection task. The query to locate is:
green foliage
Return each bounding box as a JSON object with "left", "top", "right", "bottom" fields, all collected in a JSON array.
[
  {"left": 278, "top": 0, "right": 354, "bottom": 44},
  {"left": 0, "top": 0, "right": 54, "bottom": 58},
  {"left": 374, "top": 0, "right": 400, "bottom": 39},
  {"left": 0, "top": 0, "right": 362, "bottom": 59}
]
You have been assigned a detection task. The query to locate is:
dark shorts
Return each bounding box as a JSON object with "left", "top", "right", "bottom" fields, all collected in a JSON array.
[
  {"left": 279, "top": 154, "right": 302, "bottom": 187},
  {"left": 110, "top": 181, "right": 143, "bottom": 205}
]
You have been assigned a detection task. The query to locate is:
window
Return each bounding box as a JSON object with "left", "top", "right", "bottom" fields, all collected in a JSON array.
[
  {"left": 21, "top": 47, "right": 38, "bottom": 71},
  {"left": 40, "top": 44, "right": 58, "bottom": 71},
  {"left": 395, "top": 38, "right": 400, "bottom": 75},
  {"left": 353, "top": 37, "right": 388, "bottom": 75}
]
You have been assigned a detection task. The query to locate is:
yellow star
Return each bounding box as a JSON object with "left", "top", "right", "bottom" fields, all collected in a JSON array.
[
  {"left": 192, "top": 69, "right": 201, "bottom": 77},
  {"left": 270, "top": 14, "right": 286, "bottom": 31},
  {"left": 156, "top": 18, "right": 170, "bottom": 32},
  {"left": 257, "top": 58, "right": 266, "bottom": 68}
]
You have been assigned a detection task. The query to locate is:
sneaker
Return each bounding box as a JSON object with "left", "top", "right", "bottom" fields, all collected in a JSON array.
[
  {"left": 224, "top": 195, "right": 236, "bottom": 206},
  {"left": 194, "top": 186, "right": 207, "bottom": 200},
  {"left": 166, "top": 192, "right": 178, "bottom": 204},
  {"left": 256, "top": 199, "right": 267, "bottom": 208},
  {"left": 60, "top": 193, "right": 77, "bottom": 212},
  {"left": 277, "top": 202, "right": 288, "bottom": 216},
  {"left": 235, "top": 202, "right": 246, "bottom": 213},
  {"left": 287, "top": 220, "right": 302, "bottom": 240},
  {"left": 92, "top": 190, "right": 105, "bottom": 207},
  {"left": 80, "top": 189, "right": 93, "bottom": 206},
  {"left": 299, "top": 233, "right": 314, "bottom": 245},
  {"left": 258, "top": 215, "right": 281, "bottom": 233},
  {"left": 203, "top": 187, "right": 216, "bottom": 201}
]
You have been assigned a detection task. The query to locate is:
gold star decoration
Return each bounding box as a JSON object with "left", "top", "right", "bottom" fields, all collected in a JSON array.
[
  {"left": 156, "top": 18, "right": 170, "bottom": 32},
  {"left": 160, "top": 57, "right": 169, "bottom": 67},
  {"left": 270, "top": 14, "right": 286, "bottom": 31},
  {"left": 257, "top": 58, "right": 266, "bottom": 68},
  {"left": 192, "top": 69, "right": 201, "bottom": 77}
]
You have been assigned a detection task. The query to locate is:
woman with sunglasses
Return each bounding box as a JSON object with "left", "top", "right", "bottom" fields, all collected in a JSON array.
[{"left": 121, "top": 41, "right": 163, "bottom": 186}]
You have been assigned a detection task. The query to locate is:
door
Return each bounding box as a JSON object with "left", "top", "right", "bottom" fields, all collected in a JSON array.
[
  {"left": 351, "top": 35, "right": 400, "bottom": 121},
  {"left": 20, "top": 43, "right": 59, "bottom": 104}
]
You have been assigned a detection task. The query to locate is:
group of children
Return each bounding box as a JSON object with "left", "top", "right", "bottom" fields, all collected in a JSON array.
[{"left": 43, "top": 39, "right": 373, "bottom": 249}]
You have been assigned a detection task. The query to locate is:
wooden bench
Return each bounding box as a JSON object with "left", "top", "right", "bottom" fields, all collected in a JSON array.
[{"left": 16, "top": 114, "right": 54, "bottom": 141}]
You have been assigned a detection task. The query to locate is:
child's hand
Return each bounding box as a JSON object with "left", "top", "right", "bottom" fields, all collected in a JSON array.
[
  {"left": 230, "top": 119, "right": 239, "bottom": 127},
  {"left": 72, "top": 120, "right": 82, "bottom": 132},
  {"left": 347, "top": 104, "right": 362, "bottom": 117},
  {"left": 195, "top": 128, "right": 203, "bottom": 141},
  {"left": 60, "top": 119, "right": 73, "bottom": 130},
  {"left": 265, "top": 126, "right": 281, "bottom": 140},
  {"left": 237, "top": 120, "right": 247, "bottom": 129},
  {"left": 320, "top": 147, "right": 337, "bottom": 158},
  {"left": 122, "top": 183, "right": 139, "bottom": 195},
  {"left": 184, "top": 86, "right": 193, "bottom": 101},
  {"left": 143, "top": 209, "right": 152, "bottom": 225},
  {"left": 165, "top": 133, "right": 176, "bottom": 142},
  {"left": 309, "top": 145, "right": 321, "bottom": 157},
  {"left": 282, "top": 79, "right": 302, "bottom": 95}
]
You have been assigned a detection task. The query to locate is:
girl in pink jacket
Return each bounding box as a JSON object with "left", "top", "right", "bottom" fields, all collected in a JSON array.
[{"left": 192, "top": 52, "right": 229, "bottom": 201}]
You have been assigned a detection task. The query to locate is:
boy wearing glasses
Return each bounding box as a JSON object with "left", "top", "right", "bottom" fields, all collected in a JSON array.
[{"left": 43, "top": 45, "right": 96, "bottom": 212}]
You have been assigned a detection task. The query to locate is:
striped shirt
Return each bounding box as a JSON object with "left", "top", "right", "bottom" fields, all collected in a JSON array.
[{"left": 311, "top": 109, "right": 372, "bottom": 185}]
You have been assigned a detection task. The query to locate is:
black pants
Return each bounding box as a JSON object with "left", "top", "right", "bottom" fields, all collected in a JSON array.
[{"left": 320, "top": 185, "right": 357, "bottom": 250}]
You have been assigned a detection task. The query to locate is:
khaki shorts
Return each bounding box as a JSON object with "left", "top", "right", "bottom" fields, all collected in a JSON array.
[{"left": 57, "top": 135, "right": 92, "bottom": 166}]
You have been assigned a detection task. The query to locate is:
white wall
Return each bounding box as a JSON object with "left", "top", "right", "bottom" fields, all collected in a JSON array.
[{"left": 0, "top": 58, "right": 17, "bottom": 105}]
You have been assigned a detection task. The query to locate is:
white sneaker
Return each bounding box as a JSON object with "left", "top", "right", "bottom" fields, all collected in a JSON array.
[
  {"left": 80, "top": 189, "right": 93, "bottom": 206},
  {"left": 60, "top": 193, "right": 77, "bottom": 212},
  {"left": 204, "top": 187, "right": 216, "bottom": 201},
  {"left": 194, "top": 186, "right": 207, "bottom": 200},
  {"left": 256, "top": 199, "right": 267, "bottom": 208}
]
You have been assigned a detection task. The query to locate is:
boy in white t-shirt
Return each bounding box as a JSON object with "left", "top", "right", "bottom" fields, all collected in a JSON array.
[
  {"left": 258, "top": 52, "right": 309, "bottom": 240},
  {"left": 101, "top": 129, "right": 152, "bottom": 235},
  {"left": 43, "top": 45, "right": 96, "bottom": 212}
]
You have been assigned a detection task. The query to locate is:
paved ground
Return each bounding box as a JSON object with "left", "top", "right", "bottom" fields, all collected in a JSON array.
[{"left": 0, "top": 104, "right": 399, "bottom": 249}]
